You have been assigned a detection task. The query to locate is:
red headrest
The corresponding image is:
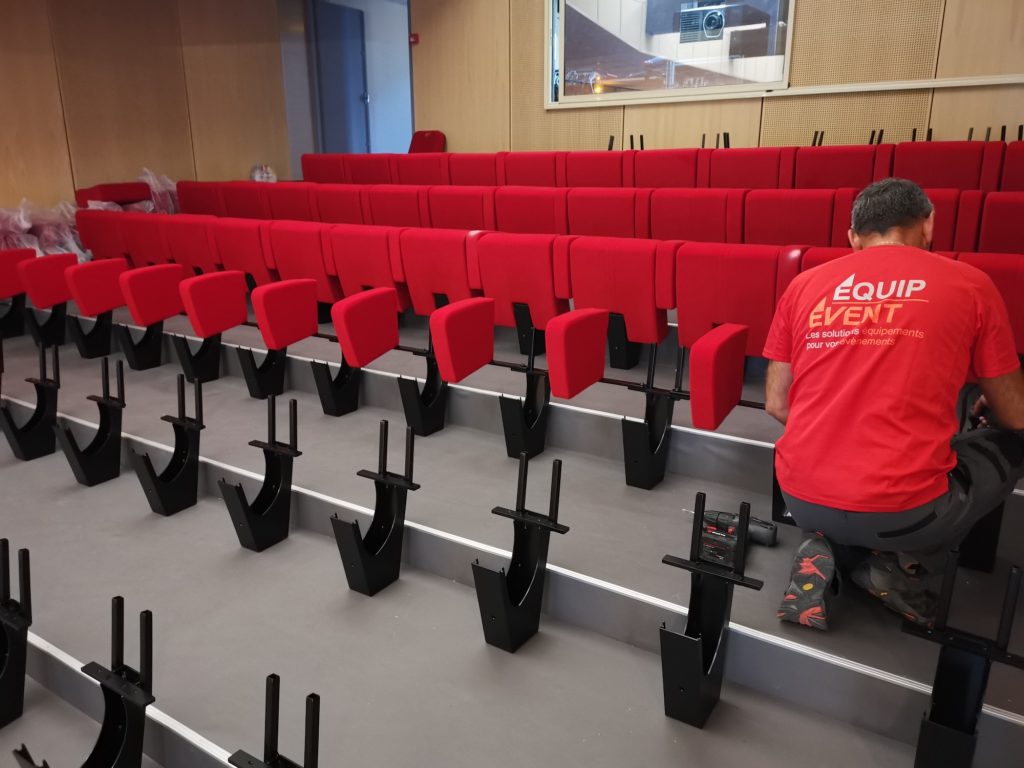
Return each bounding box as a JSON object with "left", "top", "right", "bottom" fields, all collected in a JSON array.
[
  {"left": 399, "top": 229, "right": 475, "bottom": 316},
  {"left": 546, "top": 308, "right": 609, "bottom": 399},
  {"left": 265, "top": 182, "right": 317, "bottom": 221},
  {"left": 177, "top": 180, "right": 226, "bottom": 217},
  {"left": 65, "top": 258, "right": 128, "bottom": 316},
  {"left": 475, "top": 233, "right": 568, "bottom": 330},
  {"left": 331, "top": 287, "right": 399, "bottom": 367},
  {"left": 179, "top": 271, "right": 249, "bottom": 338},
  {"left": 18, "top": 253, "right": 76, "bottom": 309},
  {"left": 251, "top": 279, "right": 318, "bottom": 350},
  {"left": 119, "top": 264, "right": 186, "bottom": 326},
  {"left": 409, "top": 130, "right": 447, "bottom": 153},
  {"left": 220, "top": 181, "right": 271, "bottom": 219},
  {"left": 430, "top": 298, "right": 495, "bottom": 383},
  {"left": 344, "top": 154, "right": 394, "bottom": 184},
  {"left": 364, "top": 185, "right": 429, "bottom": 227},
  {"left": 0, "top": 249, "right": 36, "bottom": 300},
  {"left": 392, "top": 153, "right": 450, "bottom": 185},
  {"left": 893, "top": 141, "right": 1004, "bottom": 191}
]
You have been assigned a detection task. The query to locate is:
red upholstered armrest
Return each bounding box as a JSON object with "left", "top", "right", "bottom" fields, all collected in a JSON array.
[
  {"left": 179, "top": 271, "right": 249, "bottom": 338},
  {"left": 251, "top": 279, "right": 317, "bottom": 351},
  {"left": 18, "top": 253, "right": 77, "bottom": 309},
  {"left": 546, "top": 308, "right": 609, "bottom": 399},
  {"left": 331, "top": 287, "right": 399, "bottom": 368},
  {"left": 65, "top": 258, "right": 128, "bottom": 317},
  {"left": 429, "top": 298, "right": 495, "bottom": 383},
  {"left": 0, "top": 249, "right": 37, "bottom": 299},
  {"left": 689, "top": 323, "right": 749, "bottom": 431},
  {"left": 119, "top": 264, "right": 186, "bottom": 326}
]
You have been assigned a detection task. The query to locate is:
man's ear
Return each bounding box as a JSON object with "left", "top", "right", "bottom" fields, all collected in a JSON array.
[
  {"left": 922, "top": 211, "right": 935, "bottom": 249},
  {"left": 848, "top": 228, "right": 863, "bottom": 250}
]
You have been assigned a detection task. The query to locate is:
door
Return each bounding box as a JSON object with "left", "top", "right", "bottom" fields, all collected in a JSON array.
[{"left": 313, "top": 1, "right": 371, "bottom": 153}]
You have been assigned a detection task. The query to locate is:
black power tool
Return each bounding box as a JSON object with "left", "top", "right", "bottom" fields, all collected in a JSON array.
[{"left": 699, "top": 507, "right": 778, "bottom": 568}]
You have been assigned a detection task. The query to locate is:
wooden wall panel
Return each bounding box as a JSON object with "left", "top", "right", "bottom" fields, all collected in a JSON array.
[
  {"left": 929, "top": 86, "right": 1024, "bottom": 142},
  {"left": 623, "top": 99, "right": 762, "bottom": 149},
  {"left": 178, "top": 0, "right": 290, "bottom": 180},
  {"left": 760, "top": 91, "right": 931, "bottom": 147},
  {"left": 411, "top": 0, "right": 511, "bottom": 152},
  {"left": 48, "top": 0, "right": 195, "bottom": 188},
  {"left": 0, "top": 1, "right": 74, "bottom": 207},
  {"left": 936, "top": 0, "right": 1024, "bottom": 77}
]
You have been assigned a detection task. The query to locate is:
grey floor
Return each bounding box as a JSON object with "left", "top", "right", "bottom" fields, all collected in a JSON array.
[{"left": 0, "top": 452, "right": 915, "bottom": 767}]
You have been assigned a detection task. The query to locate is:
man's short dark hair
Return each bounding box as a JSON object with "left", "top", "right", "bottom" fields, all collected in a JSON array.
[{"left": 850, "top": 178, "right": 934, "bottom": 236}]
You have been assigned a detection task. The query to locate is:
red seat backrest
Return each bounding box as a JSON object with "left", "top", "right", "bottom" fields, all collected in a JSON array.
[
  {"left": 568, "top": 237, "right": 671, "bottom": 344},
  {"left": 391, "top": 153, "right": 450, "bottom": 185},
  {"left": 958, "top": 252, "right": 1024, "bottom": 354},
  {"left": 632, "top": 149, "right": 706, "bottom": 188},
  {"left": 65, "top": 258, "right": 128, "bottom": 317},
  {"left": 567, "top": 188, "right": 649, "bottom": 238},
  {"left": 176, "top": 181, "right": 226, "bottom": 216},
  {"left": 676, "top": 243, "right": 801, "bottom": 357},
  {"left": 978, "top": 192, "right": 1024, "bottom": 254},
  {"left": 499, "top": 152, "right": 566, "bottom": 186},
  {"left": 120, "top": 212, "right": 171, "bottom": 267},
  {"left": 343, "top": 154, "right": 394, "bottom": 184},
  {"left": 800, "top": 247, "right": 854, "bottom": 271},
  {"left": 325, "top": 224, "right": 406, "bottom": 310},
  {"left": 119, "top": 263, "right": 186, "bottom": 327},
  {"left": 220, "top": 181, "right": 271, "bottom": 219},
  {"left": 211, "top": 219, "right": 276, "bottom": 286},
  {"left": 494, "top": 187, "right": 568, "bottom": 234},
  {"left": 162, "top": 215, "right": 220, "bottom": 275},
  {"left": 563, "top": 151, "right": 632, "bottom": 187},
  {"left": 409, "top": 130, "right": 446, "bottom": 153},
  {"left": 892, "top": 141, "right": 1005, "bottom": 191},
  {"left": 474, "top": 233, "right": 569, "bottom": 330},
  {"left": 427, "top": 186, "right": 496, "bottom": 231},
  {"left": 264, "top": 182, "right": 317, "bottom": 221},
  {"left": 179, "top": 271, "right": 249, "bottom": 338},
  {"left": 398, "top": 229, "right": 476, "bottom": 316},
  {"left": 301, "top": 154, "right": 345, "bottom": 183},
  {"left": 1001, "top": 142, "right": 1024, "bottom": 191},
  {"left": 75, "top": 182, "right": 151, "bottom": 208},
  {"left": 364, "top": 185, "right": 430, "bottom": 227},
  {"left": 709, "top": 147, "right": 796, "bottom": 189},
  {"left": 265, "top": 221, "right": 341, "bottom": 304},
  {"left": 649, "top": 188, "right": 746, "bottom": 242},
  {"left": 794, "top": 145, "right": 887, "bottom": 189},
  {"left": 744, "top": 189, "right": 835, "bottom": 246},
  {"left": 0, "top": 249, "right": 36, "bottom": 300},
  {"left": 75, "top": 209, "right": 127, "bottom": 261},
  {"left": 449, "top": 153, "right": 500, "bottom": 186},
  {"left": 18, "top": 253, "right": 77, "bottom": 310},
  {"left": 315, "top": 184, "right": 365, "bottom": 224}
]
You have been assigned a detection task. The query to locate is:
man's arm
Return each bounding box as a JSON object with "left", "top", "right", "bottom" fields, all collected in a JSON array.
[
  {"left": 765, "top": 360, "right": 793, "bottom": 425},
  {"left": 976, "top": 368, "right": 1024, "bottom": 431}
]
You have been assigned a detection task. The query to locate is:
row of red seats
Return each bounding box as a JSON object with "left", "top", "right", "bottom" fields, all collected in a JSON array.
[
  {"left": 171, "top": 182, "right": 1024, "bottom": 255},
  {"left": 300, "top": 141, "right": 1024, "bottom": 192}
]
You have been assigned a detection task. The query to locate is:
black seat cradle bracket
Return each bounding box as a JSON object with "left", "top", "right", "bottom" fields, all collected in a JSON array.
[
  {"left": 229, "top": 674, "right": 320, "bottom": 768},
  {"left": 903, "top": 551, "right": 1023, "bottom": 768},
  {"left": 660, "top": 492, "right": 764, "bottom": 729},
  {"left": 130, "top": 373, "right": 205, "bottom": 517},
  {"left": 0, "top": 294, "right": 27, "bottom": 339},
  {"left": 14, "top": 596, "right": 155, "bottom": 768},
  {"left": 238, "top": 345, "right": 289, "bottom": 400},
  {"left": 397, "top": 293, "right": 449, "bottom": 437},
  {"left": 607, "top": 311, "right": 642, "bottom": 370},
  {"left": 24, "top": 303, "right": 67, "bottom": 349},
  {"left": 311, "top": 354, "right": 362, "bottom": 417},
  {"left": 472, "top": 453, "right": 569, "bottom": 653},
  {"left": 333, "top": 420, "right": 420, "bottom": 596},
  {"left": 0, "top": 539, "right": 32, "bottom": 730},
  {"left": 113, "top": 320, "right": 165, "bottom": 371},
  {"left": 220, "top": 396, "right": 301, "bottom": 553},
  {"left": 498, "top": 305, "right": 551, "bottom": 460},
  {"left": 0, "top": 343, "right": 61, "bottom": 462},
  {"left": 68, "top": 310, "right": 115, "bottom": 359},
  {"left": 172, "top": 332, "right": 223, "bottom": 384},
  {"left": 55, "top": 358, "right": 126, "bottom": 487}
]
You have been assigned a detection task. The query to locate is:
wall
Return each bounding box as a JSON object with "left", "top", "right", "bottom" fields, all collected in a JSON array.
[
  {"left": 0, "top": 0, "right": 291, "bottom": 208},
  {"left": 408, "top": 0, "right": 1024, "bottom": 152}
]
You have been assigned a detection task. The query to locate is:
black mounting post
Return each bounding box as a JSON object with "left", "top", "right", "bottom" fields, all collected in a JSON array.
[
  {"left": 903, "top": 551, "right": 1023, "bottom": 768},
  {"left": 472, "top": 454, "right": 569, "bottom": 653},
  {"left": 229, "top": 674, "right": 320, "bottom": 768},
  {"left": 15, "top": 597, "right": 155, "bottom": 768},
  {"left": 0, "top": 345, "right": 60, "bottom": 461},
  {"left": 927, "top": 127, "right": 934, "bottom": 141},
  {"left": 607, "top": 135, "right": 615, "bottom": 151},
  {"left": 622, "top": 344, "right": 676, "bottom": 489},
  {"left": 0, "top": 540, "right": 31, "bottom": 730},
  {"left": 130, "top": 373, "right": 205, "bottom": 516},
  {"left": 912, "top": 127, "right": 918, "bottom": 142},
  {"left": 238, "top": 346, "right": 289, "bottom": 400},
  {"left": 722, "top": 131, "right": 730, "bottom": 148},
  {"left": 68, "top": 311, "right": 114, "bottom": 359},
  {"left": 25, "top": 305, "right": 67, "bottom": 349},
  {"left": 877, "top": 128, "right": 885, "bottom": 144},
  {"left": 499, "top": 317, "right": 551, "bottom": 459},
  {"left": 113, "top": 322, "right": 164, "bottom": 371},
  {"left": 0, "top": 295, "right": 27, "bottom": 339},
  {"left": 660, "top": 492, "right": 764, "bottom": 728},
  {"left": 967, "top": 126, "right": 974, "bottom": 141},
  {"left": 701, "top": 133, "right": 706, "bottom": 148},
  {"left": 1018, "top": 124, "right": 1023, "bottom": 142},
  {"left": 172, "top": 333, "right": 223, "bottom": 384},
  {"left": 311, "top": 356, "right": 362, "bottom": 417},
  {"left": 640, "top": 134, "right": 645, "bottom": 150},
  {"left": 220, "top": 397, "right": 301, "bottom": 552},
  {"left": 607, "top": 312, "right": 642, "bottom": 369},
  {"left": 715, "top": 133, "right": 720, "bottom": 149},
  {"left": 629, "top": 134, "right": 635, "bottom": 150},
  {"left": 332, "top": 420, "right": 420, "bottom": 596},
  {"left": 812, "top": 130, "right": 819, "bottom": 146},
  {"left": 55, "top": 358, "right": 125, "bottom": 487},
  {"left": 869, "top": 129, "right": 877, "bottom": 144},
  {"left": 397, "top": 323, "right": 448, "bottom": 437},
  {"left": 512, "top": 302, "right": 545, "bottom": 356},
  {"left": 1000, "top": 125, "right": 1007, "bottom": 142},
  {"left": 984, "top": 126, "right": 992, "bottom": 142},
  {"left": 818, "top": 130, "right": 825, "bottom": 146}
]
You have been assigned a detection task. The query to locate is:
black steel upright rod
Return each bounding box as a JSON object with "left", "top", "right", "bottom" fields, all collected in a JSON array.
[
  {"left": 102, "top": 358, "right": 110, "bottom": 399},
  {"left": 289, "top": 398, "right": 298, "bottom": 450},
  {"left": 177, "top": 374, "right": 186, "bottom": 419},
  {"left": 267, "top": 396, "right": 276, "bottom": 445},
  {"left": 548, "top": 460, "right": 562, "bottom": 523},
  {"left": 404, "top": 426, "right": 414, "bottom": 480},
  {"left": 378, "top": 420, "right": 389, "bottom": 474},
  {"left": 0, "top": 539, "right": 8, "bottom": 602},
  {"left": 112, "top": 596, "right": 124, "bottom": 670},
  {"left": 733, "top": 502, "right": 751, "bottom": 578},
  {"left": 515, "top": 452, "right": 528, "bottom": 513},
  {"left": 304, "top": 694, "right": 320, "bottom": 768},
  {"left": 264, "top": 674, "right": 280, "bottom": 761},
  {"left": 18, "top": 548, "right": 31, "bottom": 623},
  {"left": 689, "top": 492, "right": 706, "bottom": 560},
  {"left": 996, "top": 566, "right": 1022, "bottom": 651},
  {"left": 140, "top": 609, "right": 153, "bottom": 694},
  {"left": 195, "top": 380, "right": 203, "bottom": 424}
]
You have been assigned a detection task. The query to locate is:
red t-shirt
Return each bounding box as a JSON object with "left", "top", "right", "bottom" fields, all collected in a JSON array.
[{"left": 763, "top": 246, "right": 1020, "bottom": 512}]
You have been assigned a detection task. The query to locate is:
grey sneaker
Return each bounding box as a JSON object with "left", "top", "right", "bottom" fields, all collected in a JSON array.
[{"left": 851, "top": 551, "right": 939, "bottom": 627}]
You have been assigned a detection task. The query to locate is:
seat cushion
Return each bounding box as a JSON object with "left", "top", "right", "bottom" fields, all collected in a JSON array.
[
  {"left": 18, "top": 253, "right": 76, "bottom": 309},
  {"left": 331, "top": 287, "right": 399, "bottom": 367},
  {"left": 689, "top": 323, "right": 749, "bottom": 431},
  {"left": 0, "top": 249, "right": 37, "bottom": 300},
  {"left": 546, "top": 308, "right": 609, "bottom": 399},
  {"left": 430, "top": 298, "right": 495, "bottom": 383},
  {"left": 65, "top": 258, "right": 128, "bottom": 316},
  {"left": 119, "top": 264, "right": 186, "bottom": 326},
  {"left": 179, "top": 271, "right": 249, "bottom": 338},
  {"left": 251, "top": 279, "right": 318, "bottom": 350}
]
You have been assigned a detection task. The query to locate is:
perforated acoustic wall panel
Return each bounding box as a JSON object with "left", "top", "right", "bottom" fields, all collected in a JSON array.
[
  {"left": 937, "top": 0, "right": 1024, "bottom": 77},
  {"left": 623, "top": 100, "right": 763, "bottom": 149},
  {"left": 759, "top": 91, "right": 932, "bottom": 147},
  {"left": 787, "top": 0, "right": 944, "bottom": 86}
]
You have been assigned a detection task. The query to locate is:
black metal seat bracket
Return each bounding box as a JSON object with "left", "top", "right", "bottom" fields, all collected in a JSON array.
[
  {"left": 114, "top": 321, "right": 165, "bottom": 371},
  {"left": 238, "top": 346, "right": 289, "bottom": 400},
  {"left": 25, "top": 304, "right": 67, "bottom": 349},
  {"left": 622, "top": 344, "right": 682, "bottom": 489},
  {"left": 0, "top": 344, "right": 60, "bottom": 462},
  {"left": 0, "top": 540, "right": 31, "bottom": 730},
  {"left": 229, "top": 674, "right": 320, "bottom": 768},
  {"left": 55, "top": 358, "right": 125, "bottom": 487},
  {"left": 173, "top": 333, "right": 223, "bottom": 384},
  {"left": 69, "top": 310, "right": 114, "bottom": 359},
  {"left": 0, "top": 295, "right": 26, "bottom": 339},
  {"left": 499, "top": 309, "right": 551, "bottom": 460},
  {"left": 311, "top": 355, "right": 362, "bottom": 417}
]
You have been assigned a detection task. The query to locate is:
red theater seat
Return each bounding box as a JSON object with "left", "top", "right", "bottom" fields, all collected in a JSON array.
[
  {"left": 343, "top": 154, "right": 393, "bottom": 184},
  {"left": 500, "top": 152, "right": 565, "bottom": 187},
  {"left": 920, "top": 188, "right": 983, "bottom": 252},
  {"left": 494, "top": 187, "right": 568, "bottom": 234},
  {"left": 211, "top": 219, "right": 277, "bottom": 286},
  {"left": 709, "top": 147, "right": 796, "bottom": 189},
  {"left": 162, "top": 215, "right": 221, "bottom": 275},
  {"left": 427, "top": 186, "right": 496, "bottom": 230},
  {"left": 409, "top": 130, "right": 446, "bottom": 153},
  {"left": 177, "top": 181, "right": 226, "bottom": 217},
  {"left": 18, "top": 253, "right": 76, "bottom": 310},
  {"left": 546, "top": 308, "right": 609, "bottom": 399},
  {"left": 315, "top": 184, "right": 365, "bottom": 224},
  {"left": 957, "top": 252, "right": 1024, "bottom": 354},
  {"left": 264, "top": 183, "right": 317, "bottom": 221},
  {"left": 398, "top": 229, "right": 477, "bottom": 315},
  {"left": 429, "top": 298, "right": 495, "bottom": 383},
  {"left": 649, "top": 188, "right": 745, "bottom": 242},
  {"left": 689, "top": 323, "right": 749, "bottom": 431},
  {"left": 265, "top": 221, "right": 342, "bottom": 304},
  {"left": 977, "top": 192, "right": 1024, "bottom": 254},
  {"left": 119, "top": 264, "right": 186, "bottom": 327},
  {"left": 744, "top": 189, "right": 835, "bottom": 246},
  {"left": 65, "top": 259, "right": 128, "bottom": 317},
  {"left": 364, "top": 185, "right": 430, "bottom": 227},
  {"left": 391, "top": 153, "right": 450, "bottom": 185},
  {"left": 120, "top": 212, "right": 171, "bottom": 267},
  {"left": 800, "top": 247, "right": 853, "bottom": 271},
  {"left": 892, "top": 141, "right": 1004, "bottom": 191},
  {"left": 301, "top": 154, "right": 345, "bottom": 183},
  {"left": 324, "top": 224, "right": 407, "bottom": 310},
  {"left": 564, "top": 151, "right": 632, "bottom": 187},
  {"left": 794, "top": 145, "right": 891, "bottom": 189},
  {"left": 632, "top": 148, "right": 707, "bottom": 188},
  {"left": 75, "top": 209, "right": 127, "bottom": 261},
  {"left": 448, "top": 153, "right": 500, "bottom": 186},
  {"left": 179, "top": 271, "right": 249, "bottom": 338},
  {"left": 220, "top": 181, "right": 271, "bottom": 219},
  {"left": 567, "top": 188, "right": 650, "bottom": 238},
  {"left": 0, "top": 249, "right": 36, "bottom": 300},
  {"left": 251, "top": 279, "right": 318, "bottom": 351},
  {"left": 332, "top": 287, "right": 400, "bottom": 367},
  {"left": 473, "top": 233, "right": 569, "bottom": 330},
  {"left": 1002, "top": 142, "right": 1024, "bottom": 191},
  {"left": 75, "top": 182, "right": 151, "bottom": 209}
]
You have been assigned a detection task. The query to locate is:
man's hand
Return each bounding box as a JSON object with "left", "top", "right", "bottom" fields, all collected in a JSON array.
[
  {"left": 972, "top": 394, "right": 992, "bottom": 428},
  {"left": 765, "top": 361, "right": 793, "bottom": 425},
  {"left": 977, "top": 369, "right": 1024, "bottom": 431}
]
